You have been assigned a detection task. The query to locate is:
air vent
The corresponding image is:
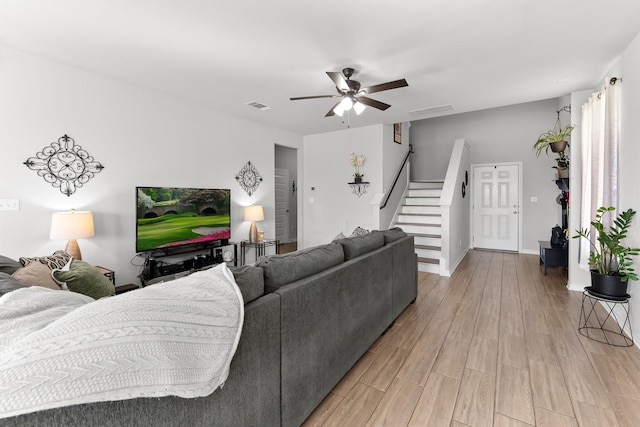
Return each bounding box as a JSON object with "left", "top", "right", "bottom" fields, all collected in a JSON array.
[
  {"left": 245, "top": 101, "right": 272, "bottom": 111},
  {"left": 409, "top": 104, "right": 454, "bottom": 117}
]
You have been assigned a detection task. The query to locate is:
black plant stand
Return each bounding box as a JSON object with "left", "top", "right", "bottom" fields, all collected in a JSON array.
[{"left": 578, "top": 290, "right": 633, "bottom": 347}]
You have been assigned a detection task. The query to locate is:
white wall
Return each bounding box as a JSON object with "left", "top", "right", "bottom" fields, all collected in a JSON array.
[
  {"left": 302, "top": 125, "right": 384, "bottom": 247},
  {"left": 379, "top": 122, "right": 411, "bottom": 229},
  {"left": 410, "top": 99, "right": 566, "bottom": 253},
  {"left": 0, "top": 48, "right": 302, "bottom": 285},
  {"left": 608, "top": 31, "right": 640, "bottom": 342},
  {"left": 440, "top": 140, "right": 471, "bottom": 275}
]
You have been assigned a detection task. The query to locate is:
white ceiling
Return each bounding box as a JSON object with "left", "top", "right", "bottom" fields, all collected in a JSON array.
[{"left": 1, "top": 0, "right": 639, "bottom": 136}]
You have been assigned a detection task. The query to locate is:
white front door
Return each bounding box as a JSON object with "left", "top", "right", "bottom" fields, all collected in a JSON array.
[
  {"left": 275, "top": 168, "right": 289, "bottom": 243},
  {"left": 473, "top": 164, "right": 520, "bottom": 251}
]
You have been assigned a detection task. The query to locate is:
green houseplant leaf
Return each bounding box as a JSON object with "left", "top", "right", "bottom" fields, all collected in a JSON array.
[{"left": 573, "top": 206, "right": 640, "bottom": 282}]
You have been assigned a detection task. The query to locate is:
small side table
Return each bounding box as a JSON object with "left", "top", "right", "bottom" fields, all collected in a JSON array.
[
  {"left": 538, "top": 240, "right": 567, "bottom": 275},
  {"left": 240, "top": 239, "right": 279, "bottom": 265},
  {"left": 94, "top": 266, "right": 115, "bottom": 284},
  {"left": 578, "top": 290, "right": 633, "bottom": 347}
]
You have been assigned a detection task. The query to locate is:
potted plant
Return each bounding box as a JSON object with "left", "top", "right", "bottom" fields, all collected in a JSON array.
[
  {"left": 350, "top": 152, "right": 365, "bottom": 183},
  {"left": 573, "top": 206, "right": 640, "bottom": 299},
  {"left": 533, "top": 124, "right": 575, "bottom": 157},
  {"left": 553, "top": 151, "right": 569, "bottom": 179}
]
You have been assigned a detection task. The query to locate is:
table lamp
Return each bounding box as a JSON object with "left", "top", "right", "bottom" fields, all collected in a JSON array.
[
  {"left": 50, "top": 209, "right": 95, "bottom": 260},
  {"left": 244, "top": 205, "right": 264, "bottom": 243}
]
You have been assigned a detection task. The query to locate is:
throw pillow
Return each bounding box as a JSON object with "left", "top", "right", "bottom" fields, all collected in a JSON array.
[
  {"left": 19, "top": 250, "right": 71, "bottom": 270},
  {"left": 11, "top": 262, "right": 62, "bottom": 290},
  {"left": 0, "top": 272, "right": 29, "bottom": 296},
  {"left": 53, "top": 259, "right": 115, "bottom": 300},
  {"left": 333, "top": 232, "right": 346, "bottom": 241},
  {"left": 0, "top": 255, "right": 22, "bottom": 275},
  {"left": 350, "top": 226, "right": 369, "bottom": 237}
]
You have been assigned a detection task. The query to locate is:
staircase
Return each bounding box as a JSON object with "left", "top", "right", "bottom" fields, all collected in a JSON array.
[{"left": 393, "top": 181, "right": 443, "bottom": 274}]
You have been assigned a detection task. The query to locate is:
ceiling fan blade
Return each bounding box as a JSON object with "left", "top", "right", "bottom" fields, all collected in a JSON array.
[
  {"left": 362, "top": 78, "right": 408, "bottom": 95},
  {"left": 325, "top": 100, "right": 343, "bottom": 117},
  {"left": 326, "top": 71, "right": 349, "bottom": 91},
  {"left": 356, "top": 96, "right": 391, "bottom": 111},
  {"left": 290, "top": 94, "right": 338, "bottom": 101}
]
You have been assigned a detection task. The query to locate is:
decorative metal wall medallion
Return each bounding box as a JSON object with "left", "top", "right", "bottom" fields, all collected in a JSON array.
[
  {"left": 24, "top": 134, "right": 104, "bottom": 197},
  {"left": 235, "top": 161, "right": 263, "bottom": 196}
]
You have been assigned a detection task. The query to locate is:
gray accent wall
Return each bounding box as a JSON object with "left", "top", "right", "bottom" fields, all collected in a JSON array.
[{"left": 410, "top": 99, "right": 567, "bottom": 253}]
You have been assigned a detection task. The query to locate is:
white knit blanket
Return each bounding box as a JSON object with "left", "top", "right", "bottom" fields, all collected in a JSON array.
[{"left": 0, "top": 263, "right": 244, "bottom": 419}]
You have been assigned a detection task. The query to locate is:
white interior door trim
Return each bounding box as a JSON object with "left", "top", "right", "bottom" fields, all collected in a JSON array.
[{"left": 470, "top": 161, "right": 523, "bottom": 253}]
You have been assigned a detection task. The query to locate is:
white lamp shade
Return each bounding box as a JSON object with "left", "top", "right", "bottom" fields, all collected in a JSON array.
[
  {"left": 50, "top": 210, "right": 95, "bottom": 240},
  {"left": 244, "top": 205, "right": 264, "bottom": 222},
  {"left": 334, "top": 97, "right": 354, "bottom": 117},
  {"left": 339, "top": 97, "right": 353, "bottom": 110},
  {"left": 353, "top": 101, "right": 366, "bottom": 115}
]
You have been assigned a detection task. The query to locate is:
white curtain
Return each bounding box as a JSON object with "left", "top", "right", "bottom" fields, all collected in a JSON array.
[{"left": 578, "top": 78, "right": 621, "bottom": 267}]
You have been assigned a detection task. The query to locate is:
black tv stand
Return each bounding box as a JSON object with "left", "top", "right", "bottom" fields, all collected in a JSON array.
[{"left": 139, "top": 241, "right": 237, "bottom": 286}]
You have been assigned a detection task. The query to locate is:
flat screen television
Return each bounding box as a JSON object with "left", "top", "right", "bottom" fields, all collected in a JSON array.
[{"left": 136, "top": 186, "right": 231, "bottom": 253}]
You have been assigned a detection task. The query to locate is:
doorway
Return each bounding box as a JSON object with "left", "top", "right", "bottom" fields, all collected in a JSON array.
[
  {"left": 275, "top": 145, "right": 298, "bottom": 252},
  {"left": 472, "top": 162, "right": 522, "bottom": 252}
]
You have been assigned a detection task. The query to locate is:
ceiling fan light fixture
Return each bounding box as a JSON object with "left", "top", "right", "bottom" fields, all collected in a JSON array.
[
  {"left": 333, "top": 97, "right": 354, "bottom": 116},
  {"left": 339, "top": 97, "right": 353, "bottom": 110},
  {"left": 292, "top": 68, "right": 408, "bottom": 118}
]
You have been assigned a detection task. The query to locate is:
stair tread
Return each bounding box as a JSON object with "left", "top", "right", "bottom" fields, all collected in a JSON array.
[
  {"left": 408, "top": 233, "right": 442, "bottom": 238},
  {"left": 417, "top": 257, "right": 439, "bottom": 264},
  {"left": 415, "top": 245, "right": 441, "bottom": 251},
  {"left": 399, "top": 213, "right": 441, "bottom": 216}
]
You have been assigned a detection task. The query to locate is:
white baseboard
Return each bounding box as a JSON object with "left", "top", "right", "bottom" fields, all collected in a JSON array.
[
  {"left": 567, "top": 281, "right": 586, "bottom": 292},
  {"left": 441, "top": 247, "right": 469, "bottom": 277},
  {"left": 521, "top": 249, "right": 539, "bottom": 255}
]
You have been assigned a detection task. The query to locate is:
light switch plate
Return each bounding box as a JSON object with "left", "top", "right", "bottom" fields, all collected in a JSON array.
[{"left": 0, "top": 199, "right": 19, "bottom": 211}]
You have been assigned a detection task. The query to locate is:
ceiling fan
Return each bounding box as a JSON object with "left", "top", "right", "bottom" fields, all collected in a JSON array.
[{"left": 290, "top": 68, "right": 408, "bottom": 117}]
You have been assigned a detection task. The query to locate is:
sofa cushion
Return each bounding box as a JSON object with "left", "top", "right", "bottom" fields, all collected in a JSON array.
[
  {"left": 52, "top": 259, "right": 115, "bottom": 299},
  {"left": 0, "top": 255, "right": 22, "bottom": 275},
  {"left": 257, "top": 242, "right": 344, "bottom": 292},
  {"left": 228, "top": 265, "right": 264, "bottom": 304},
  {"left": 12, "top": 262, "right": 62, "bottom": 290},
  {"left": 337, "top": 230, "right": 385, "bottom": 261},
  {"left": 0, "top": 272, "right": 29, "bottom": 295},
  {"left": 19, "top": 250, "right": 71, "bottom": 270},
  {"left": 382, "top": 227, "right": 408, "bottom": 244}
]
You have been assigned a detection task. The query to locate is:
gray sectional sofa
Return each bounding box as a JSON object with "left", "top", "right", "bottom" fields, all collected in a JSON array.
[{"left": 3, "top": 228, "right": 417, "bottom": 427}]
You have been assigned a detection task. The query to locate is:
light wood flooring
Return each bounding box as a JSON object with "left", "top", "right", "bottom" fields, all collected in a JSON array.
[{"left": 303, "top": 249, "right": 640, "bottom": 427}]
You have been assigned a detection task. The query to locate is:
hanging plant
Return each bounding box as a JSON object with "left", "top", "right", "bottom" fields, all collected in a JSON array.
[{"left": 533, "top": 106, "right": 575, "bottom": 157}]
